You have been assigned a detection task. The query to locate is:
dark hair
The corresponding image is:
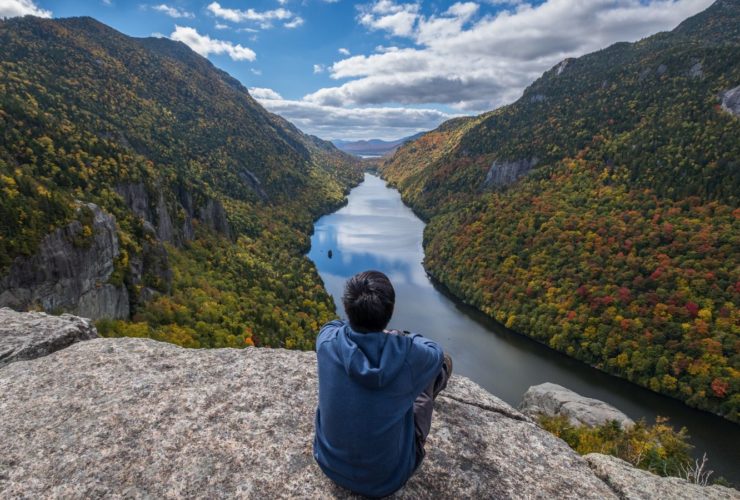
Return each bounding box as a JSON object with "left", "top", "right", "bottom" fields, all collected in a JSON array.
[{"left": 342, "top": 270, "right": 395, "bottom": 333}]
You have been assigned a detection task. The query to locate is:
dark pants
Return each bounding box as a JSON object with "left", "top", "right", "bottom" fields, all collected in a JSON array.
[{"left": 412, "top": 359, "right": 451, "bottom": 469}]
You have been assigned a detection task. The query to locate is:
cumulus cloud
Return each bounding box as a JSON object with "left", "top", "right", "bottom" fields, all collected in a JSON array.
[
  {"left": 0, "top": 0, "right": 52, "bottom": 18},
  {"left": 170, "top": 25, "right": 256, "bottom": 61},
  {"left": 338, "top": 47, "right": 351, "bottom": 56},
  {"left": 313, "top": 64, "right": 325, "bottom": 74},
  {"left": 249, "top": 87, "right": 283, "bottom": 100},
  {"left": 207, "top": 1, "right": 300, "bottom": 29},
  {"left": 152, "top": 4, "right": 194, "bottom": 19},
  {"left": 250, "top": 86, "right": 454, "bottom": 140},
  {"left": 284, "top": 16, "right": 304, "bottom": 28},
  {"left": 307, "top": 0, "right": 713, "bottom": 112},
  {"left": 358, "top": 0, "right": 420, "bottom": 37}
]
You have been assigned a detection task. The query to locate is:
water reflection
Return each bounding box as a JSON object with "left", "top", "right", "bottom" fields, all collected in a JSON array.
[{"left": 308, "top": 173, "right": 739, "bottom": 483}]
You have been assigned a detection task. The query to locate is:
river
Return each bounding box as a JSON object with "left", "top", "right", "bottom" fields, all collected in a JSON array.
[{"left": 308, "top": 173, "right": 739, "bottom": 484}]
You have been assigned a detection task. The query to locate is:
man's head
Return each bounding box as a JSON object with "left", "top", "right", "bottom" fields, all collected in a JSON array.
[{"left": 342, "top": 270, "right": 395, "bottom": 333}]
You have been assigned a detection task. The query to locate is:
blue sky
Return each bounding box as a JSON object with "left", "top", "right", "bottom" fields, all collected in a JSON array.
[{"left": 2, "top": 0, "right": 714, "bottom": 140}]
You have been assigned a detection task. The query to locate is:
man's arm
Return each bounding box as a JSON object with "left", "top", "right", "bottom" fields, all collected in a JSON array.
[{"left": 406, "top": 333, "right": 444, "bottom": 396}]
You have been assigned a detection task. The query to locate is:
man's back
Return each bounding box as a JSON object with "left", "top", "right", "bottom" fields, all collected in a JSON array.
[{"left": 313, "top": 320, "right": 443, "bottom": 497}]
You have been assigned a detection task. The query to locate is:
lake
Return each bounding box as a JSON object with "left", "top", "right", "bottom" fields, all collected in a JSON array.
[{"left": 308, "top": 173, "right": 739, "bottom": 484}]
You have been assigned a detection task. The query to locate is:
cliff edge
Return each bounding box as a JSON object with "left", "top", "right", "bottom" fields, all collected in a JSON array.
[{"left": 0, "top": 309, "right": 736, "bottom": 499}]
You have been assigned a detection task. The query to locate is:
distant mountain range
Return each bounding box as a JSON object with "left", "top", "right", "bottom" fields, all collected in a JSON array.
[{"left": 333, "top": 133, "right": 425, "bottom": 157}]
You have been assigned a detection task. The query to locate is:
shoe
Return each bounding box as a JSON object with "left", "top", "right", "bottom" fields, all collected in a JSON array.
[{"left": 443, "top": 353, "right": 453, "bottom": 377}]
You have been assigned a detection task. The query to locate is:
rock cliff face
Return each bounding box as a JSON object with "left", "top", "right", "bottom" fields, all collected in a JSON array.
[
  {"left": 722, "top": 85, "right": 740, "bottom": 117},
  {"left": 519, "top": 382, "right": 635, "bottom": 429},
  {"left": 0, "top": 203, "right": 129, "bottom": 320},
  {"left": 115, "top": 183, "right": 232, "bottom": 245},
  {"left": 0, "top": 312, "right": 736, "bottom": 499},
  {"left": 483, "top": 158, "right": 538, "bottom": 189}
]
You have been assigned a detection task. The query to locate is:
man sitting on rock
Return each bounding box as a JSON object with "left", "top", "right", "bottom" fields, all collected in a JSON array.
[{"left": 313, "top": 270, "right": 453, "bottom": 497}]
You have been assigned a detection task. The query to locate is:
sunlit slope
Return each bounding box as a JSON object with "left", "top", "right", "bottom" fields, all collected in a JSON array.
[
  {"left": 381, "top": 0, "right": 740, "bottom": 422},
  {"left": 0, "top": 16, "right": 362, "bottom": 349}
]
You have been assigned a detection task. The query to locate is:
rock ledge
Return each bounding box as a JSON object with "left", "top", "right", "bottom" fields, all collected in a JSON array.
[{"left": 1, "top": 312, "right": 737, "bottom": 499}]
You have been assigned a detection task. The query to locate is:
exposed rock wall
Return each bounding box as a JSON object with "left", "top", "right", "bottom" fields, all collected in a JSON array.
[
  {"left": 198, "top": 198, "right": 231, "bottom": 238},
  {"left": 483, "top": 158, "right": 538, "bottom": 189},
  {"left": 239, "top": 168, "right": 269, "bottom": 202},
  {"left": 721, "top": 85, "right": 740, "bottom": 117},
  {"left": 519, "top": 382, "right": 635, "bottom": 429},
  {"left": 116, "top": 182, "right": 230, "bottom": 243},
  {"left": 0, "top": 203, "right": 129, "bottom": 320}
]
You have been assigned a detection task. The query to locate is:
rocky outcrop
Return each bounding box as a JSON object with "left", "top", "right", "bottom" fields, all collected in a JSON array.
[
  {"left": 198, "top": 198, "right": 231, "bottom": 238},
  {"left": 519, "top": 382, "right": 635, "bottom": 429},
  {"left": 239, "top": 169, "right": 269, "bottom": 202},
  {"left": 690, "top": 61, "right": 704, "bottom": 78},
  {"left": 585, "top": 454, "right": 738, "bottom": 500},
  {"left": 0, "top": 337, "right": 613, "bottom": 499},
  {"left": 721, "top": 85, "right": 740, "bottom": 117},
  {"left": 116, "top": 183, "right": 180, "bottom": 245},
  {"left": 0, "top": 312, "right": 734, "bottom": 499},
  {"left": 0, "top": 203, "right": 129, "bottom": 320},
  {"left": 483, "top": 158, "right": 538, "bottom": 189},
  {"left": 117, "top": 182, "right": 231, "bottom": 242},
  {"left": 116, "top": 183, "right": 151, "bottom": 222},
  {"left": 0, "top": 308, "right": 97, "bottom": 368}
]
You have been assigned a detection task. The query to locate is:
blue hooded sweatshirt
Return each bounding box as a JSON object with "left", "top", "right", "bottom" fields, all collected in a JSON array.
[{"left": 313, "top": 320, "right": 444, "bottom": 498}]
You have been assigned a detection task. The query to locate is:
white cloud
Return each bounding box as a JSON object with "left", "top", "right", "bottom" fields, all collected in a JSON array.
[
  {"left": 306, "top": 0, "right": 714, "bottom": 112},
  {"left": 249, "top": 87, "right": 282, "bottom": 99},
  {"left": 0, "top": 0, "right": 51, "bottom": 18},
  {"left": 338, "top": 47, "right": 351, "bottom": 55},
  {"left": 358, "top": 0, "right": 420, "bottom": 37},
  {"left": 152, "top": 4, "right": 194, "bottom": 19},
  {"left": 313, "top": 64, "right": 325, "bottom": 74},
  {"left": 207, "top": 1, "right": 298, "bottom": 29},
  {"left": 170, "top": 25, "right": 256, "bottom": 61},
  {"left": 214, "top": 22, "right": 229, "bottom": 29},
  {"left": 249, "top": 86, "right": 453, "bottom": 140},
  {"left": 284, "top": 16, "right": 304, "bottom": 28}
]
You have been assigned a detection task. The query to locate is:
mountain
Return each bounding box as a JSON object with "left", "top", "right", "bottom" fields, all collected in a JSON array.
[
  {"left": 381, "top": 0, "right": 740, "bottom": 422},
  {"left": 0, "top": 16, "right": 362, "bottom": 349},
  {"left": 333, "top": 133, "right": 425, "bottom": 157}
]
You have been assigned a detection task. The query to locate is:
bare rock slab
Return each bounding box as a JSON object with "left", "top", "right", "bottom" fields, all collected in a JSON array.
[
  {"left": 0, "top": 338, "right": 617, "bottom": 499},
  {"left": 586, "top": 454, "right": 740, "bottom": 500},
  {"left": 0, "top": 307, "right": 97, "bottom": 368},
  {"left": 519, "top": 382, "right": 635, "bottom": 429}
]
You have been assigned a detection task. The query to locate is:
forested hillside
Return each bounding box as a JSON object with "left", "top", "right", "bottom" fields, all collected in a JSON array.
[
  {"left": 382, "top": 0, "right": 740, "bottom": 422},
  {"left": 0, "top": 16, "right": 362, "bottom": 350}
]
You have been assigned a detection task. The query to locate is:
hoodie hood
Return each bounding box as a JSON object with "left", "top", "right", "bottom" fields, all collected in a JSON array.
[{"left": 337, "top": 324, "right": 412, "bottom": 389}]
